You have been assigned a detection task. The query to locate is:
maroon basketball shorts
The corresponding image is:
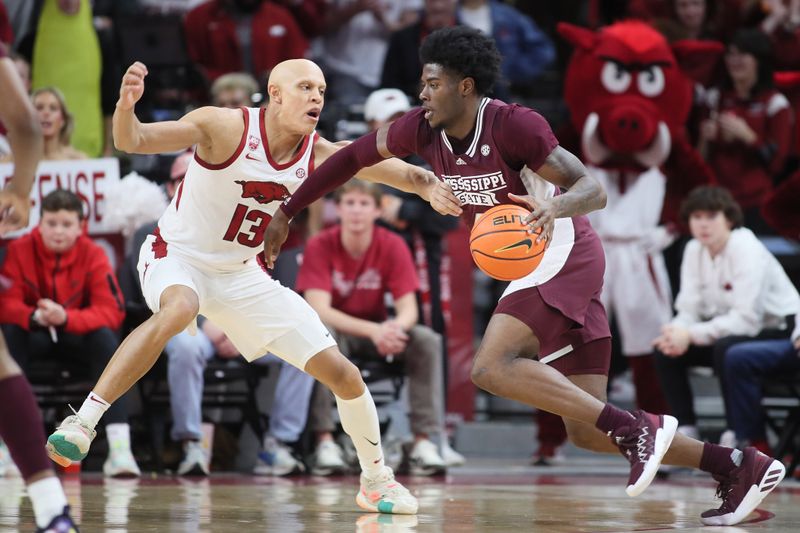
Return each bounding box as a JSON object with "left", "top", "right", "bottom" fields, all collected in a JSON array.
[{"left": 494, "top": 286, "right": 611, "bottom": 376}]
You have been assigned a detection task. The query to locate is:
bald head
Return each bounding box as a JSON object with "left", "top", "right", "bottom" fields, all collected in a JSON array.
[
  {"left": 268, "top": 59, "right": 325, "bottom": 92},
  {"left": 265, "top": 58, "right": 326, "bottom": 134}
]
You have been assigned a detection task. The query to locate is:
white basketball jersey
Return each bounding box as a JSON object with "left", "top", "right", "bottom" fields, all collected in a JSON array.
[{"left": 158, "top": 107, "right": 317, "bottom": 270}]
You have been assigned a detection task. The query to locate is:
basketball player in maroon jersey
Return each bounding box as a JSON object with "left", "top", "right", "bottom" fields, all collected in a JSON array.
[
  {"left": 0, "top": 43, "right": 79, "bottom": 532},
  {"left": 264, "top": 27, "right": 786, "bottom": 525}
]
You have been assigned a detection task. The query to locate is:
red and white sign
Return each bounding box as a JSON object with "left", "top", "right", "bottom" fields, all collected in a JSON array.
[{"left": 1, "top": 158, "right": 120, "bottom": 236}]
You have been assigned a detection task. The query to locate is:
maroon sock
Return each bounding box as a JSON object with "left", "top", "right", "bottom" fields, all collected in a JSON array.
[
  {"left": 595, "top": 403, "right": 636, "bottom": 434},
  {"left": 0, "top": 374, "right": 52, "bottom": 479},
  {"left": 700, "top": 442, "right": 740, "bottom": 477}
]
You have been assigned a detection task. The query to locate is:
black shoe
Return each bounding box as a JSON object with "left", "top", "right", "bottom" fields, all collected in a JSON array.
[{"left": 36, "top": 505, "right": 79, "bottom": 533}]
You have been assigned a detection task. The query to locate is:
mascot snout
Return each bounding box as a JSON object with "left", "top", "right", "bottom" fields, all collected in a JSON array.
[
  {"left": 582, "top": 111, "right": 671, "bottom": 168},
  {"left": 601, "top": 102, "right": 657, "bottom": 153}
]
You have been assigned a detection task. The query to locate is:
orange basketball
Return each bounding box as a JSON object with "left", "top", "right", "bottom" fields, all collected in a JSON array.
[{"left": 469, "top": 204, "right": 546, "bottom": 281}]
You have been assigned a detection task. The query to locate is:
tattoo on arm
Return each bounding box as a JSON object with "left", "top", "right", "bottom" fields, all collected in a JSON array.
[{"left": 536, "top": 146, "right": 607, "bottom": 217}]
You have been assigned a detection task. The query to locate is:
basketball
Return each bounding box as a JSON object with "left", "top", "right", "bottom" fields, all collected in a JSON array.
[{"left": 469, "top": 204, "right": 546, "bottom": 281}]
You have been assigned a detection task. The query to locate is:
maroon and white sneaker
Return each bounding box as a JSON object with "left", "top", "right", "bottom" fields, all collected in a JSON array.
[
  {"left": 700, "top": 447, "right": 786, "bottom": 526},
  {"left": 610, "top": 410, "right": 677, "bottom": 497}
]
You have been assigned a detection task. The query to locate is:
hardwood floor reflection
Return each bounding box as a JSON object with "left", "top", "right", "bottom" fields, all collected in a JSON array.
[{"left": 1, "top": 472, "right": 799, "bottom": 532}]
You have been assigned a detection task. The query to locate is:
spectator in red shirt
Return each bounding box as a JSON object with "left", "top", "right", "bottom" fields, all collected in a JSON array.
[
  {"left": 184, "top": 0, "right": 309, "bottom": 85},
  {"left": 0, "top": 189, "right": 140, "bottom": 478},
  {"left": 698, "top": 28, "right": 794, "bottom": 232},
  {"left": 297, "top": 179, "right": 448, "bottom": 475}
]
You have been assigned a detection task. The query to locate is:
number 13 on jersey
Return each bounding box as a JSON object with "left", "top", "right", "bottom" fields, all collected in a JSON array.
[{"left": 223, "top": 203, "right": 271, "bottom": 247}]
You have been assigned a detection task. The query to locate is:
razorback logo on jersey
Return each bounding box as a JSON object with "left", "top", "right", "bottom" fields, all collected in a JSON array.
[{"left": 234, "top": 180, "right": 291, "bottom": 204}]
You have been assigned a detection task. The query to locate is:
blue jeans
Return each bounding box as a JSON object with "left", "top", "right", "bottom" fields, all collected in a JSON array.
[
  {"left": 167, "top": 333, "right": 314, "bottom": 443},
  {"left": 258, "top": 356, "right": 314, "bottom": 443},
  {"left": 723, "top": 339, "right": 800, "bottom": 441},
  {"left": 166, "top": 330, "right": 215, "bottom": 441}
]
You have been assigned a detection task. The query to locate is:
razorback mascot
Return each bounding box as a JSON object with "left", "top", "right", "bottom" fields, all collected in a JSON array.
[{"left": 558, "top": 20, "right": 721, "bottom": 414}]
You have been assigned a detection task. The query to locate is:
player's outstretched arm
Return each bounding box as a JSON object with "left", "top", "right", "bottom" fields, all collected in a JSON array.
[
  {"left": 263, "top": 130, "right": 389, "bottom": 267},
  {"left": 319, "top": 137, "right": 462, "bottom": 217},
  {"left": 263, "top": 129, "right": 461, "bottom": 267},
  {"left": 113, "top": 62, "right": 212, "bottom": 154},
  {"left": 0, "top": 57, "right": 43, "bottom": 234}
]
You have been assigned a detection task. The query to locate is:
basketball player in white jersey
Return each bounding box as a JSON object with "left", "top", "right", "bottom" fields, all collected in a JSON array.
[{"left": 46, "top": 59, "right": 462, "bottom": 515}]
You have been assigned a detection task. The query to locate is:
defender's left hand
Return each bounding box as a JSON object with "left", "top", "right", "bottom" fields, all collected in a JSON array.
[{"left": 507, "top": 193, "right": 555, "bottom": 244}]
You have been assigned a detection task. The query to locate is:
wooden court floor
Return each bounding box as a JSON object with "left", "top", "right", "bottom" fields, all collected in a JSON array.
[{"left": 2, "top": 470, "right": 799, "bottom": 532}]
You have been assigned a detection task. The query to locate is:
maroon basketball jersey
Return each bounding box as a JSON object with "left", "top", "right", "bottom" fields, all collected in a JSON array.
[
  {"left": 386, "top": 98, "right": 559, "bottom": 223},
  {"left": 388, "top": 98, "right": 609, "bottom": 341}
]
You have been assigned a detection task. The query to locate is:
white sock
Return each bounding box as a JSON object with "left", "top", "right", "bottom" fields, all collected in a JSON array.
[
  {"left": 335, "top": 389, "right": 384, "bottom": 478},
  {"left": 105, "top": 423, "right": 131, "bottom": 452},
  {"left": 76, "top": 391, "right": 111, "bottom": 429},
  {"left": 27, "top": 476, "right": 68, "bottom": 528}
]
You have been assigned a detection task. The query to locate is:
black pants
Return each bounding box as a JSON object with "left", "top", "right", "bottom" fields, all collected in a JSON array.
[
  {"left": 654, "top": 330, "right": 789, "bottom": 427},
  {"left": 2, "top": 324, "right": 129, "bottom": 424}
]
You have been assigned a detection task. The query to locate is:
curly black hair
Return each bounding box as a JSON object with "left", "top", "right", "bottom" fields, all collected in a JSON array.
[{"left": 419, "top": 26, "right": 502, "bottom": 96}]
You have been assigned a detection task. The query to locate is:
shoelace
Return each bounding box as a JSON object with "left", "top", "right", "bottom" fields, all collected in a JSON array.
[
  {"left": 617, "top": 426, "right": 654, "bottom": 464},
  {"left": 612, "top": 428, "right": 640, "bottom": 461},
  {"left": 65, "top": 405, "right": 89, "bottom": 428},
  {"left": 378, "top": 483, "right": 410, "bottom": 500},
  {"left": 366, "top": 471, "right": 405, "bottom": 498},
  {"left": 707, "top": 471, "right": 739, "bottom": 514},
  {"left": 59, "top": 406, "right": 96, "bottom": 440}
]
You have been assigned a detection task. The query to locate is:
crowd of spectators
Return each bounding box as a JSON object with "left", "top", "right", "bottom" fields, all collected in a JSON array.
[{"left": 0, "top": 0, "right": 799, "bottom": 477}]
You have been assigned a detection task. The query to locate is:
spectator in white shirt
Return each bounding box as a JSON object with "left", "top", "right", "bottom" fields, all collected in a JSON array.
[{"left": 653, "top": 186, "right": 800, "bottom": 439}]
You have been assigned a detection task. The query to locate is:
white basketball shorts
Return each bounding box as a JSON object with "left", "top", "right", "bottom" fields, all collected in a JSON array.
[{"left": 137, "top": 234, "right": 335, "bottom": 369}]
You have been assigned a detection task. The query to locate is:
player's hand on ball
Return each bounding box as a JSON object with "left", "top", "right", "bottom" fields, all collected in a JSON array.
[
  {"left": 427, "top": 176, "right": 462, "bottom": 217},
  {"left": 507, "top": 193, "right": 554, "bottom": 244},
  {"left": 118, "top": 62, "right": 148, "bottom": 110},
  {"left": 263, "top": 208, "right": 290, "bottom": 269}
]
